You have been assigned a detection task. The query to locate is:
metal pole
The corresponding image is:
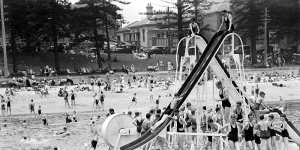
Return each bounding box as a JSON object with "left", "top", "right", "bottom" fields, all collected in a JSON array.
[
  {"left": 0, "top": 0, "right": 8, "bottom": 76},
  {"left": 263, "top": 7, "right": 269, "bottom": 67},
  {"left": 167, "top": 7, "right": 171, "bottom": 53}
]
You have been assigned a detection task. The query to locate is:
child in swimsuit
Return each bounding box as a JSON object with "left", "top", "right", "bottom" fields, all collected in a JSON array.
[
  {"left": 216, "top": 81, "right": 231, "bottom": 124},
  {"left": 218, "top": 10, "right": 234, "bottom": 31},
  {"left": 189, "top": 18, "right": 200, "bottom": 36}
]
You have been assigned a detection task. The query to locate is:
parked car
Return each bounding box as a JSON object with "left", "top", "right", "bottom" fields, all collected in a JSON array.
[
  {"left": 113, "top": 45, "right": 135, "bottom": 53},
  {"left": 146, "top": 46, "right": 168, "bottom": 54}
]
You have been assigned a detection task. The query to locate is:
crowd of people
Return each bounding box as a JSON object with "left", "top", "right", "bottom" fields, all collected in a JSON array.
[
  {"left": 245, "top": 71, "right": 298, "bottom": 83},
  {"left": 0, "top": 68, "right": 297, "bottom": 150},
  {"left": 125, "top": 81, "right": 291, "bottom": 150},
  {"left": 0, "top": 88, "right": 15, "bottom": 116}
]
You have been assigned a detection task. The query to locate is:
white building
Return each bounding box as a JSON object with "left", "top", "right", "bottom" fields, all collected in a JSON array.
[{"left": 117, "top": 3, "right": 178, "bottom": 51}]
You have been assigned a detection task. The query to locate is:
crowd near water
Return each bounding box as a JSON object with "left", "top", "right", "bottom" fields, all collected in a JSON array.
[{"left": 0, "top": 70, "right": 298, "bottom": 150}]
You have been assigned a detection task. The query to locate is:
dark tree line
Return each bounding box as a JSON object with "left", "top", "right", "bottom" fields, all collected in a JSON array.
[
  {"left": 4, "top": 0, "right": 127, "bottom": 74},
  {"left": 231, "top": 0, "right": 300, "bottom": 64}
]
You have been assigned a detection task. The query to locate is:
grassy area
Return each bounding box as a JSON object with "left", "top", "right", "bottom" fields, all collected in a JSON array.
[
  {"left": 0, "top": 52, "right": 176, "bottom": 74},
  {"left": 0, "top": 52, "right": 298, "bottom": 76}
]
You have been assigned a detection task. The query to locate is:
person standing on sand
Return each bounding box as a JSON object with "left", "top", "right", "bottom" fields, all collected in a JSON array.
[
  {"left": 128, "top": 93, "right": 137, "bottom": 109},
  {"left": 1, "top": 98, "right": 6, "bottom": 116},
  {"left": 149, "top": 86, "right": 154, "bottom": 104},
  {"left": 29, "top": 99, "right": 35, "bottom": 114},
  {"left": 155, "top": 95, "right": 161, "bottom": 110},
  {"left": 90, "top": 120, "right": 99, "bottom": 150},
  {"left": 37, "top": 105, "right": 42, "bottom": 117},
  {"left": 70, "top": 90, "right": 76, "bottom": 108},
  {"left": 64, "top": 90, "right": 70, "bottom": 108},
  {"left": 6, "top": 96, "right": 11, "bottom": 115},
  {"left": 100, "top": 91, "right": 105, "bottom": 111}
]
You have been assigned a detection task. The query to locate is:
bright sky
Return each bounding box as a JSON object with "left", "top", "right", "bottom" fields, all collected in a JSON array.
[
  {"left": 70, "top": 0, "right": 229, "bottom": 26},
  {"left": 70, "top": 0, "right": 169, "bottom": 25}
]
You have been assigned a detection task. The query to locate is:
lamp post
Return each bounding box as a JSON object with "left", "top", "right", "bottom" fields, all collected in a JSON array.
[{"left": 0, "top": 0, "right": 9, "bottom": 76}]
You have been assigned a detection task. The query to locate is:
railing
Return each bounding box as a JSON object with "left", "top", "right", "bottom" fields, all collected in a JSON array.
[{"left": 166, "top": 132, "right": 229, "bottom": 150}]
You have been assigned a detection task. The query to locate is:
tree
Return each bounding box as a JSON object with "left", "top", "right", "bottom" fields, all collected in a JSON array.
[
  {"left": 5, "top": 0, "right": 71, "bottom": 73},
  {"left": 49, "top": 0, "right": 72, "bottom": 73},
  {"left": 72, "top": 0, "right": 126, "bottom": 68},
  {"left": 156, "top": 0, "right": 213, "bottom": 41},
  {"left": 5, "top": 0, "right": 28, "bottom": 73},
  {"left": 231, "top": 0, "right": 264, "bottom": 64},
  {"left": 231, "top": 0, "right": 300, "bottom": 64},
  {"left": 268, "top": 0, "right": 300, "bottom": 44}
]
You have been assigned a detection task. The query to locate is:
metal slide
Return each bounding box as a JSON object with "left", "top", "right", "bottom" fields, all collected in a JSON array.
[
  {"left": 195, "top": 38, "right": 300, "bottom": 145},
  {"left": 120, "top": 31, "right": 231, "bottom": 150},
  {"left": 194, "top": 37, "right": 251, "bottom": 111}
]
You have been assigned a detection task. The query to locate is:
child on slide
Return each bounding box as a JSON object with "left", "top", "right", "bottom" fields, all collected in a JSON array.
[{"left": 150, "top": 96, "right": 182, "bottom": 132}]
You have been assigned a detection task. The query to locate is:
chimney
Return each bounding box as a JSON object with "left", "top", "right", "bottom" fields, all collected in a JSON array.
[{"left": 146, "top": 3, "right": 153, "bottom": 19}]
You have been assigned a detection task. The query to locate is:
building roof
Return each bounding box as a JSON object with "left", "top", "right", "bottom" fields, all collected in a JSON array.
[
  {"left": 129, "top": 18, "right": 156, "bottom": 28},
  {"left": 119, "top": 18, "right": 157, "bottom": 32}
]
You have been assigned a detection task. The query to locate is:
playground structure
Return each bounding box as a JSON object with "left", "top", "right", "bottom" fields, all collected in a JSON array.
[{"left": 101, "top": 24, "right": 300, "bottom": 150}]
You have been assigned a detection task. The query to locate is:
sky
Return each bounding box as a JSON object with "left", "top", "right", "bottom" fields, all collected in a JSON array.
[
  {"left": 70, "top": 0, "right": 229, "bottom": 26},
  {"left": 70, "top": 0, "right": 171, "bottom": 24}
]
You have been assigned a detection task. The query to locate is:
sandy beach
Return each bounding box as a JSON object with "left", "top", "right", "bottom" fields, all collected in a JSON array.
[{"left": 0, "top": 77, "right": 300, "bottom": 149}]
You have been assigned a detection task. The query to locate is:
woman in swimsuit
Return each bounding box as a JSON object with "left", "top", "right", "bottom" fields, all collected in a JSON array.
[
  {"left": 243, "top": 114, "right": 256, "bottom": 150},
  {"left": 222, "top": 114, "right": 241, "bottom": 150},
  {"left": 133, "top": 112, "right": 144, "bottom": 135},
  {"left": 216, "top": 81, "right": 231, "bottom": 124}
]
